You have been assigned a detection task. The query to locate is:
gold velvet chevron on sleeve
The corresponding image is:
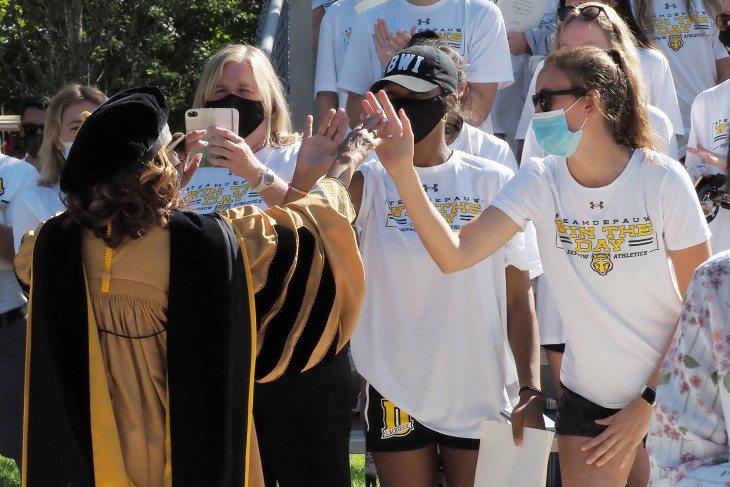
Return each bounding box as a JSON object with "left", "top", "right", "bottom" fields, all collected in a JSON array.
[{"left": 224, "top": 178, "right": 364, "bottom": 383}]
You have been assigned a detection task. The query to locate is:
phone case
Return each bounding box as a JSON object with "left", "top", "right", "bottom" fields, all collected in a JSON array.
[{"left": 184, "top": 108, "right": 240, "bottom": 167}]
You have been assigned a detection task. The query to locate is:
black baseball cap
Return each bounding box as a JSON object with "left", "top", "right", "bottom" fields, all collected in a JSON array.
[{"left": 370, "top": 45, "right": 458, "bottom": 95}]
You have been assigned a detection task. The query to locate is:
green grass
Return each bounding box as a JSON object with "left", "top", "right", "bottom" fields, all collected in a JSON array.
[
  {"left": 0, "top": 456, "right": 19, "bottom": 487},
  {"left": 0, "top": 455, "right": 368, "bottom": 487},
  {"left": 350, "top": 453, "right": 367, "bottom": 487}
]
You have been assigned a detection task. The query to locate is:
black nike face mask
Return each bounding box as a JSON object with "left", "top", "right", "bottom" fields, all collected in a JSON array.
[{"left": 205, "top": 94, "right": 265, "bottom": 138}]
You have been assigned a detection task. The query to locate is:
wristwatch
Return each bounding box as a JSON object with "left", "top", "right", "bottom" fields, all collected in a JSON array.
[
  {"left": 252, "top": 168, "right": 275, "bottom": 193},
  {"left": 640, "top": 384, "right": 657, "bottom": 406}
]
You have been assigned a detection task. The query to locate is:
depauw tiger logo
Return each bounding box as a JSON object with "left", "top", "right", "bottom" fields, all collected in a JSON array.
[{"left": 591, "top": 253, "right": 613, "bottom": 276}]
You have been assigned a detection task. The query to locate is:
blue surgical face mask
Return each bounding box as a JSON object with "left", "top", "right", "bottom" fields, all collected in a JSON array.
[{"left": 532, "top": 97, "right": 588, "bottom": 157}]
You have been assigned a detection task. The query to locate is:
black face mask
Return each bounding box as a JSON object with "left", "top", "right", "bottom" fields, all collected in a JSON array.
[
  {"left": 22, "top": 134, "right": 43, "bottom": 159},
  {"left": 205, "top": 94, "right": 265, "bottom": 139},
  {"left": 720, "top": 28, "right": 730, "bottom": 49},
  {"left": 390, "top": 95, "right": 446, "bottom": 143}
]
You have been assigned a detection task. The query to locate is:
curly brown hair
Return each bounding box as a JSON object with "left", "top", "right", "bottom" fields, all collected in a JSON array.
[{"left": 63, "top": 148, "right": 185, "bottom": 248}]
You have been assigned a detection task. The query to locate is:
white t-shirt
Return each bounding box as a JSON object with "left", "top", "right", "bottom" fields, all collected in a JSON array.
[
  {"left": 492, "top": 149, "right": 710, "bottom": 407},
  {"left": 351, "top": 151, "right": 541, "bottom": 438},
  {"left": 312, "top": 0, "right": 339, "bottom": 10},
  {"left": 685, "top": 79, "right": 730, "bottom": 254},
  {"left": 11, "top": 182, "right": 65, "bottom": 254},
  {"left": 0, "top": 156, "right": 38, "bottom": 312},
  {"left": 183, "top": 143, "right": 300, "bottom": 212},
  {"left": 638, "top": 47, "right": 684, "bottom": 136},
  {"left": 449, "top": 123, "right": 518, "bottom": 173},
  {"left": 337, "top": 0, "right": 514, "bottom": 96},
  {"left": 521, "top": 103, "right": 677, "bottom": 164},
  {"left": 635, "top": 0, "right": 729, "bottom": 153},
  {"left": 315, "top": 0, "right": 359, "bottom": 108},
  {"left": 516, "top": 49, "right": 684, "bottom": 141}
]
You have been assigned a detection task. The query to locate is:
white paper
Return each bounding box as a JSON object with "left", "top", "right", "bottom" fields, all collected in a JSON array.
[
  {"left": 475, "top": 420, "right": 554, "bottom": 487},
  {"left": 497, "top": 0, "right": 551, "bottom": 32}
]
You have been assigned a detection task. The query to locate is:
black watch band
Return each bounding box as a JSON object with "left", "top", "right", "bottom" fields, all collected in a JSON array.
[{"left": 640, "top": 384, "right": 657, "bottom": 406}]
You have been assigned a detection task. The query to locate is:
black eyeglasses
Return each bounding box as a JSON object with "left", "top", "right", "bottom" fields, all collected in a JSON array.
[
  {"left": 532, "top": 88, "right": 588, "bottom": 112},
  {"left": 557, "top": 4, "right": 608, "bottom": 22},
  {"left": 716, "top": 12, "right": 730, "bottom": 31},
  {"left": 20, "top": 122, "right": 44, "bottom": 137}
]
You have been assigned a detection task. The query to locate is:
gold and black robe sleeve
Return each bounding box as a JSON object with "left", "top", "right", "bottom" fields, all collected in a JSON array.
[{"left": 224, "top": 177, "right": 364, "bottom": 383}]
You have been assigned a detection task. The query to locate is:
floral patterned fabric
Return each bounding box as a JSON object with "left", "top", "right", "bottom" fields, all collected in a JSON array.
[{"left": 648, "top": 251, "right": 730, "bottom": 486}]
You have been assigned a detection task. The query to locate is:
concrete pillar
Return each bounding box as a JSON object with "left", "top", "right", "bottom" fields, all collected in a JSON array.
[{"left": 287, "top": 0, "right": 315, "bottom": 131}]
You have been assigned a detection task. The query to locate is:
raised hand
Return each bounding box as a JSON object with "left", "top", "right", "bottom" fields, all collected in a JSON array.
[
  {"left": 286, "top": 108, "right": 349, "bottom": 194},
  {"left": 362, "top": 90, "right": 415, "bottom": 180},
  {"left": 687, "top": 143, "right": 727, "bottom": 172},
  {"left": 296, "top": 108, "right": 349, "bottom": 177},
  {"left": 325, "top": 104, "right": 385, "bottom": 185},
  {"left": 373, "top": 19, "right": 414, "bottom": 68}
]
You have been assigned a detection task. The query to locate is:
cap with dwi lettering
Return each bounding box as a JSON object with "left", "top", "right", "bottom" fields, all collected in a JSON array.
[{"left": 370, "top": 45, "right": 459, "bottom": 95}]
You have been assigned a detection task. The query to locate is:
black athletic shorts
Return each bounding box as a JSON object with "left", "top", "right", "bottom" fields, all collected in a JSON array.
[
  {"left": 555, "top": 383, "right": 621, "bottom": 438},
  {"left": 364, "top": 383, "right": 480, "bottom": 452}
]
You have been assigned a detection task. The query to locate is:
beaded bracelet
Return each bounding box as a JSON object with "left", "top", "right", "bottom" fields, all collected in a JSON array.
[
  {"left": 519, "top": 385, "right": 543, "bottom": 396},
  {"left": 288, "top": 182, "right": 308, "bottom": 196}
]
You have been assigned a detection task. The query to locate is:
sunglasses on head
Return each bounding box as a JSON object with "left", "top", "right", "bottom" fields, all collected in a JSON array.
[
  {"left": 532, "top": 88, "right": 588, "bottom": 112},
  {"left": 557, "top": 4, "right": 607, "bottom": 22},
  {"left": 716, "top": 12, "right": 730, "bottom": 31},
  {"left": 21, "top": 123, "right": 44, "bottom": 137}
]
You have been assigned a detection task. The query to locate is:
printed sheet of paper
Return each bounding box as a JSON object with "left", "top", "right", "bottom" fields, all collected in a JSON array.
[
  {"left": 497, "top": 0, "right": 551, "bottom": 32},
  {"left": 475, "top": 420, "right": 554, "bottom": 487}
]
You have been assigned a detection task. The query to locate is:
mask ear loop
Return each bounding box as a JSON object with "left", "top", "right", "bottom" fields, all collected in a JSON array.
[{"left": 564, "top": 95, "right": 591, "bottom": 132}]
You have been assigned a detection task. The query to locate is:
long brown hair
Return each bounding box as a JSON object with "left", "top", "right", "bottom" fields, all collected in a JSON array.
[
  {"left": 543, "top": 46, "right": 656, "bottom": 150},
  {"left": 63, "top": 148, "right": 185, "bottom": 248}
]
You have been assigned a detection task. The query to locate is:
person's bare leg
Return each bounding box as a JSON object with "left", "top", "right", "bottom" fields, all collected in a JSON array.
[
  {"left": 439, "top": 444, "right": 479, "bottom": 487},
  {"left": 372, "top": 444, "right": 439, "bottom": 487},
  {"left": 627, "top": 445, "right": 649, "bottom": 487},
  {"left": 559, "top": 435, "right": 634, "bottom": 487},
  {"left": 545, "top": 349, "right": 563, "bottom": 391}
]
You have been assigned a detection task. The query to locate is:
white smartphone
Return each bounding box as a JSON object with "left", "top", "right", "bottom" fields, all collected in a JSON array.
[{"left": 184, "top": 108, "right": 239, "bottom": 167}]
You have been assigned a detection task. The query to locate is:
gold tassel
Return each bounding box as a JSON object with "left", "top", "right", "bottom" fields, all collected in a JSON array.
[{"left": 101, "top": 223, "right": 112, "bottom": 293}]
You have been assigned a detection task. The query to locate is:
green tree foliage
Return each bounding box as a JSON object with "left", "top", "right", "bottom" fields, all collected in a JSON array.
[{"left": 0, "top": 0, "right": 261, "bottom": 128}]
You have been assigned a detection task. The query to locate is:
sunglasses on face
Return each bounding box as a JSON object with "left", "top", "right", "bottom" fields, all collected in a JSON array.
[
  {"left": 716, "top": 12, "right": 730, "bottom": 31},
  {"left": 21, "top": 123, "right": 44, "bottom": 137},
  {"left": 557, "top": 4, "right": 608, "bottom": 22},
  {"left": 532, "top": 88, "right": 588, "bottom": 112}
]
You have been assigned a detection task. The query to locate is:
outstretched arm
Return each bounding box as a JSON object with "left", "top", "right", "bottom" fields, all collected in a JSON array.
[{"left": 366, "top": 90, "right": 521, "bottom": 273}]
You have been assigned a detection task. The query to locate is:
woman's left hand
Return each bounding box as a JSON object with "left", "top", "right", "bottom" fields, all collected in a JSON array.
[
  {"left": 205, "top": 127, "right": 261, "bottom": 180},
  {"left": 296, "top": 108, "right": 349, "bottom": 175},
  {"left": 581, "top": 397, "right": 653, "bottom": 468},
  {"left": 510, "top": 392, "right": 545, "bottom": 446}
]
